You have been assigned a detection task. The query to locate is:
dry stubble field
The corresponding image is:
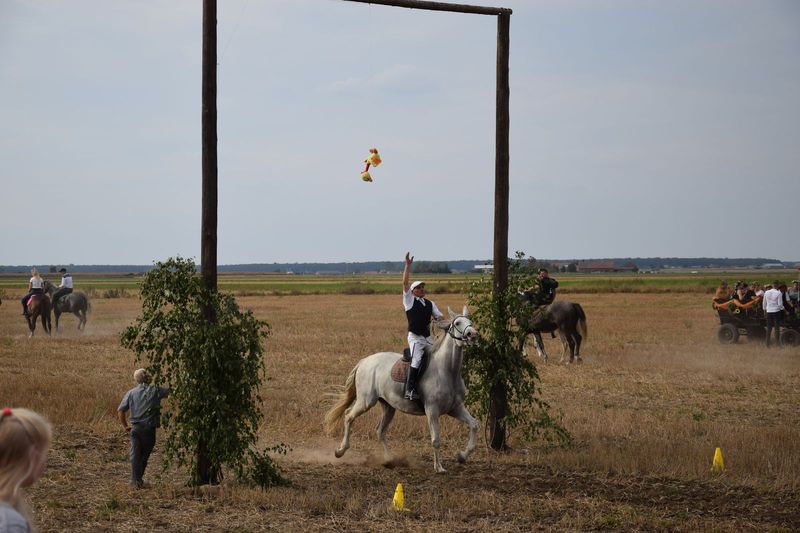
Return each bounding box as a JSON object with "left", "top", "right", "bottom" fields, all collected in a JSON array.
[{"left": 1, "top": 292, "right": 799, "bottom": 532}]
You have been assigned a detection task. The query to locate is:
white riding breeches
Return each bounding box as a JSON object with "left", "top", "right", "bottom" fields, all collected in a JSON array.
[{"left": 407, "top": 332, "right": 433, "bottom": 369}]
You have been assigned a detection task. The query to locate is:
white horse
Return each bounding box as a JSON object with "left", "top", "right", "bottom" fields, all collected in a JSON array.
[{"left": 324, "top": 307, "right": 479, "bottom": 473}]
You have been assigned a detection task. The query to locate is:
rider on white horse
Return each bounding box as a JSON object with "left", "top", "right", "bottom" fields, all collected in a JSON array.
[{"left": 402, "top": 252, "right": 444, "bottom": 401}]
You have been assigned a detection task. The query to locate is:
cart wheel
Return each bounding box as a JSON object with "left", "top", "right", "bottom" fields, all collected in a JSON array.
[
  {"left": 718, "top": 323, "right": 739, "bottom": 344},
  {"left": 780, "top": 329, "right": 799, "bottom": 347}
]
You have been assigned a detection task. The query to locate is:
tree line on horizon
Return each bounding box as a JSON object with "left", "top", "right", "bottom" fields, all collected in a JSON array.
[{"left": 0, "top": 257, "right": 791, "bottom": 274}]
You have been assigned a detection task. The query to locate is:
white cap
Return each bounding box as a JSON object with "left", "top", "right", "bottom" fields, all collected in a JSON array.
[{"left": 410, "top": 281, "right": 425, "bottom": 290}]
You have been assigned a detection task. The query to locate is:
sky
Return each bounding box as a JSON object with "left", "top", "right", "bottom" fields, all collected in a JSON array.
[{"left": 1, "top": 0, "right": 798, "bottom": 265}]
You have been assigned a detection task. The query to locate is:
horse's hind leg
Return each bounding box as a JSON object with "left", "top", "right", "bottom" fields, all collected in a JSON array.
[
  {"left": 573, "top": 332, "right": 583, "bottom": 363},
  {"left": 450, "top": 403, "right": 478, "bottom": 464},
  {"left": 54, "top": 311, "right": 60, "bottom": 332},
  {"left": 375, "top": 400, "right": 396, "bottom": 461},
  {"left": 335, "top": 396, "right": 374, "bottom": 458}
]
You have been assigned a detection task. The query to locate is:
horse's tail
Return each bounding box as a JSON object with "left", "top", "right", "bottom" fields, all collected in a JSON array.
[
  {"left": 42, "top": 296, "right": 52, "bottom": 333},
  {"left": 574, "top": 303, "right": 587, "bottom": 339},
  {"left": 323, "top": 363, "right": 359, "bottom": 435}
]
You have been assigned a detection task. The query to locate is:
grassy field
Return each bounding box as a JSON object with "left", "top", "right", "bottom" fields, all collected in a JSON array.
[
  {"left": 1, "top": 288, "right": 799, "bottom": 531},
  {"left": 2, "top": 269, "right": 798, "bottom": 298}
]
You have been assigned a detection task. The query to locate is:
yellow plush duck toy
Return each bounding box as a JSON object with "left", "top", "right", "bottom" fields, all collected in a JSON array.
[{"left": 361, "top": 147, "right": 382, "bottom": 182}]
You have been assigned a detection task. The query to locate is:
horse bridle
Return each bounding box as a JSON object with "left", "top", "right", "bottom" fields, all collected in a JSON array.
[{"left": 447, "top": 316, "right": 476, "bottom": 343}]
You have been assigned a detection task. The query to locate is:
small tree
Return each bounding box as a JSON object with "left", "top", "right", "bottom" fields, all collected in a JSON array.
[
  {"left": 121, "top": 257, "right": 285, "bottom": 487},
  {"left": 464, "top": 252, "right": 570, "bottom": 450}
]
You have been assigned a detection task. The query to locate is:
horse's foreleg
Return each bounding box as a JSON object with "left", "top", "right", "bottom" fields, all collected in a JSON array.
[
  {"left": 54, "top": 311, "right": 60, "bottom": 332},
  {"left": 335, "top": 397, "right": 371, "bottom": 459},
  {"left": 450, "top": 403, "right": 478, "bottom": 464},
  {"left": 375, "top": 400, "right": 396, "bottom": 461},
  {"left": 425, "top": 410, "right": 446, "bottom": 473},
  {"left": 533, "top": 332, "right": 548, "bottom": 362}
]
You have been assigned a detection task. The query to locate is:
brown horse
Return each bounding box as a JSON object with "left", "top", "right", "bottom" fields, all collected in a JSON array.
[{"left": 25, "top": 293, "right": 52, "bottom": 337}]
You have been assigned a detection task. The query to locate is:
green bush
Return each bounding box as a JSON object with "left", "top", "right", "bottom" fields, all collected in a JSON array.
[
  {"left": 464, "top": 252, "right": 570, "bottom": 447},
  {"left": 120, "top": 257, "right": 284, "bottom": 487}
]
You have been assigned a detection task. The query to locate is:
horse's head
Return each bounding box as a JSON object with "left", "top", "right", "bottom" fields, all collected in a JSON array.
[
  {"left": 43, "top": 280, "right": 56, "bottom": 294},
  {"left": 441, "top": 305, "right": 478, "bottom": 346}
]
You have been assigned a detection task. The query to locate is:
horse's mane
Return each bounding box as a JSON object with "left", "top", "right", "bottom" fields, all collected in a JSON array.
[{"left": 431, "top": 317, "right": 453, "bottom": 353}]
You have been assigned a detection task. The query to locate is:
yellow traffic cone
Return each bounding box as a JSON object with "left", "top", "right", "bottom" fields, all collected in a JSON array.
[
  {"left": 712, "top": 447, "right": 725, "bottom": 471},
  {"left": 392, "top": 483, "right": 407, "bottom": 511}
]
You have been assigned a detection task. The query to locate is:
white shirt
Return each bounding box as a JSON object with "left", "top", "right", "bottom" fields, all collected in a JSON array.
[
  {"left": 29, "top": 276, "right": 43, "bottom": 289},
  {"left": 762, "top": 288, "right": 784, "bottom": 313},
  {"left": 59, "top": 274, "right": 73, "bottom": 289},
  {"left": 402, "top": 289, "right": 443, "bottom": 318}
]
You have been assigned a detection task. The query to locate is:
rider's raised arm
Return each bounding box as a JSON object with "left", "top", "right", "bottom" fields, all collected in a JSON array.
[{"left": 403, "top": 252, "right": 413, "bottom": 293}]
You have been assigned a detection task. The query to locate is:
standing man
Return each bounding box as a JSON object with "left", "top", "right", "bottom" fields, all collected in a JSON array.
[
  {"left": 117, "top": 369, "right": 169, "bottom": 488},
  {"left": 52, "top": 268, "right": 73, "bottom": 310},
  {"left": 402, "top": 252, "right": 443, "bottom": 401},
  {"left": 762, "top": 280, "right": 785, "bottom": 348}
]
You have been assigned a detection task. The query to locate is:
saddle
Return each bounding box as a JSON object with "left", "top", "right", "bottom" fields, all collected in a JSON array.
[{"left": 390, "top": 347, "right": 431, "bottom": 383}]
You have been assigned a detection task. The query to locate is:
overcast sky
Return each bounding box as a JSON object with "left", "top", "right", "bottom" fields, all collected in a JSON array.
[{"left": 1, "top": 0, "right": 798, "bottom": 265}]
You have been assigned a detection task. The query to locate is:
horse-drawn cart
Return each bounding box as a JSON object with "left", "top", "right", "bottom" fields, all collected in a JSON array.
[{"left": 713, "top": 297, "right": 800, "bottom": 346}]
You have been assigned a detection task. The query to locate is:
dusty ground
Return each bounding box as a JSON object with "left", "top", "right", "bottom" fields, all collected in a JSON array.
[{"left": 1, "top": 293, "right": 798, "bottom": 532}]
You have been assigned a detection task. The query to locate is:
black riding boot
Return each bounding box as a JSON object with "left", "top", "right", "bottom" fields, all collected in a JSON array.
[
  {"left": 404, "top": 366, "right": 420, "bottom": 401},
  {"left": 21, "top": 301, "right": 28, "bottom": 317}
]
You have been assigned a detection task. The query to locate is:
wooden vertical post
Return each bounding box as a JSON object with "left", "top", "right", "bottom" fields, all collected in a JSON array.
[
  {"left": 488, "top": 11, "right": 510, "bottom": 450},
  {"left": 493, "top": 12, "right": 510, "bottom": 296},
  {"left": 198, "top": 0, "right": 218, "bottom": 485},
  {"left": 201, "top": 0, "right": 218, "bottom": 295}
]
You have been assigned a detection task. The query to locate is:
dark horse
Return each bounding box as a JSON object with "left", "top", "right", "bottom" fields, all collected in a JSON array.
[
  {"left": 44, "top": 281, "right": 90, "bottom": 331},
  {"left": 24, "top": 293, "right": 52, "bottom": 337},
  {"left": 518, "top": 291, "right": 587, "bottom": 364}
]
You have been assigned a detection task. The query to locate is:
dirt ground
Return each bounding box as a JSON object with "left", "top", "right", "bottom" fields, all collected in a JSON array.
[{"left": 1, "top": 293, "right": 799, "bottom": 532}]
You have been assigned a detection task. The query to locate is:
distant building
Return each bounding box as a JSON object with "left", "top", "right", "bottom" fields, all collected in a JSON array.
[
  {"left": 576, "top": 261, "right": 638, "bottom": 273},
  {"left": 474, "top": 264, "right": 493, "bottom": 272},
  {"left": 761, "top": 263, "right": 785, "bottom": 269}
]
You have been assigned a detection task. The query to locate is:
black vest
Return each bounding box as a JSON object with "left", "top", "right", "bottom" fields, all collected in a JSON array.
[{"left": 406, "top": 297, "right": 433, "bottom": 336}]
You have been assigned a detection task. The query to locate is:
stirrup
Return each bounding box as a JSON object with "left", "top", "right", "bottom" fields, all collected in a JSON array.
[{"left": 404, "top": 389, "right": 419, "bottom": 401}]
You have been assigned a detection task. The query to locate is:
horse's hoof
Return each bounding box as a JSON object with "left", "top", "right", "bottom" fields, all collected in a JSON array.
[
  {"left": 334, "top": 448, "right": 345, "bottom": 458},
  {"left": 435, "top": 466, "right": 447, "bottom": 474},
  {"left": 456, "top": 452, "right": 467, "bottom": 463}
]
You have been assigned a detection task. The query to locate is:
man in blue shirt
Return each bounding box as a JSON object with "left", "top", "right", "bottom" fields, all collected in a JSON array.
[{"left": 117, "top": 369, "right": 169, "bottom": 488}]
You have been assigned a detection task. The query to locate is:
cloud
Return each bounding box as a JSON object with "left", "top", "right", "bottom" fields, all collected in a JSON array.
[{"left": 321, "top": 63, "right": 429, "bottom": 94}]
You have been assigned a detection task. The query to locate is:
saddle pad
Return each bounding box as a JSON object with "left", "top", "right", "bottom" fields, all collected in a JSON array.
[{"left": 391, "top": 359, "right": 409, "bottom": 383}]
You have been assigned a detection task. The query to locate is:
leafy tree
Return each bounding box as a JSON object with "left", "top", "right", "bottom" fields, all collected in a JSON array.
[
  {"left": 411, "top": 261, "right": 451, "bottom": 274},
  {"left": 121, "top": 257, "right": 285, "bottom": 487},
  {"left": 464, "top": 252, "right": 570, "bottom": 450}
]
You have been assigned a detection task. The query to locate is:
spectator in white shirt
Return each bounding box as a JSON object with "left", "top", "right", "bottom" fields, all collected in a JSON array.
[{"left": 762, "top": 280, "right": 785, "bottom": 348}]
